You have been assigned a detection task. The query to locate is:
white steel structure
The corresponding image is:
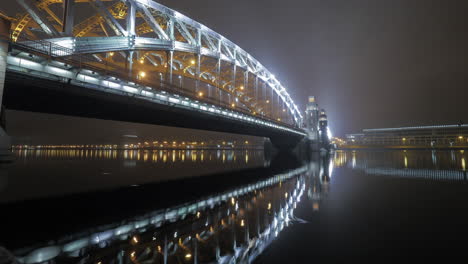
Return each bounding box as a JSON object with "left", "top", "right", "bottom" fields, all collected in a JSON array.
[{"left": 8, "top": 0, "right": 303, "bottom": 126}]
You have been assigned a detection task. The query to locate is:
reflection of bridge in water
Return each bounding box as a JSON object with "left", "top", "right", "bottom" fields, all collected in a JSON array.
[
  {"left": 0, "top": 0, "right": 307, "bottom": 151},
  {"left": 10, "top": 165, "right": 307, "bottom": 264}
]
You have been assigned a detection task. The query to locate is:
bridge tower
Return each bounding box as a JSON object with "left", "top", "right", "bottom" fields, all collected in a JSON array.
[
  {"left": 304, "top": 96, "right": 320, "bottom": 151},
  {"left": 318, "top": 109, "right": 331, "bottom": 150},
  {"left": 305, "top": 96, "right": 319, "bottom": 140}
]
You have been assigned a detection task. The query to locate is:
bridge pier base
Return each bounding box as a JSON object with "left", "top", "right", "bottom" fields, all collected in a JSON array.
[
  {"left": 0, "top": 18, "right": 12, "bottom": 162},
  {"left": 269, "top": 135, "right": 303, "bottom": 152}
]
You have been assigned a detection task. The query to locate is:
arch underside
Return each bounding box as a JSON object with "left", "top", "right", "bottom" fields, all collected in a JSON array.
[{"left": 8, "top": 0, "right": 302, "bottom": 126}]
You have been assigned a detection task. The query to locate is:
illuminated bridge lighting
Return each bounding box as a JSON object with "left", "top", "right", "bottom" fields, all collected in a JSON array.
[{"left": 8, "top": 0, "right": 304, "bottom": 130}]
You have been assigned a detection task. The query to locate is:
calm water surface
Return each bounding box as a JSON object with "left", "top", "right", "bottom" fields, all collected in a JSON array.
[{"left": 1, "top": 149, "right": 468, "bottom": 263}]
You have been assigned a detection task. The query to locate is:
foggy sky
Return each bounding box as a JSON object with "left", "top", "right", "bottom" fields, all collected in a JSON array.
[
  {"left": 157, "top": 0, "right": 468, "bottom": 135},
  {"left": 5, "top": 0, "right": 468, "bottom": 137}
]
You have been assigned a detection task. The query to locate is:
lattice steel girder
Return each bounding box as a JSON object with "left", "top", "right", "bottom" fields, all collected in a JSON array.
[
  {"left": 174, "top": 21, "right": 196, "bottom": 45},
  {"left": 89, "top": 0, "right": 127, "bottom": 36},
  {"left": 134, "top": 1, "right": 169, "bottom": 40},
  {"left": 130, "top": 0, "right": 302, "bottom": 121},
  {"left": 14, "top": 0, "right": 302, "bottom": 123},
  {"left": 126, "top": 0, "right": 136, "bottom": 35},
  {"left": 62, "top": 0, "right": 75, "bottom": 35},
  {"left": 15, "top": 0, "right": 61, "bottom": 36}
]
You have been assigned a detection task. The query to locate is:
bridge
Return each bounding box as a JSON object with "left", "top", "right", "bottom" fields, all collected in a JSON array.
[{"left": 0, "top": 0, "right": 307, "bottom": 152}]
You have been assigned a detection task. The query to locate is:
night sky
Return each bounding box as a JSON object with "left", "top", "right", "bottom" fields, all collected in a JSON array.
[
  {"left": 4, "top": 0, "right": 468, "bottom": 139},
  {"left": 156, "top": 0, "right": 468, "bottom": 135}
]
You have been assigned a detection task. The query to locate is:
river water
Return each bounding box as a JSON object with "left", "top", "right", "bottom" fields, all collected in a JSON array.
[{"left": 1, "top": 149, "right": 468, "bottom": 262}]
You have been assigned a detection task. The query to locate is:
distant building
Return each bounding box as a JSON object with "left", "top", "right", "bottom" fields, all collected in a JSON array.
[{"left": 345, "top": 124, "right": 468, "bottom": 148}]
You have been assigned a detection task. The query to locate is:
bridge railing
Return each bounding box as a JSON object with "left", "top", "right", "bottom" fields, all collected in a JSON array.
[{"left": 8, "top": 34, "right": 301, "bottom": 131}]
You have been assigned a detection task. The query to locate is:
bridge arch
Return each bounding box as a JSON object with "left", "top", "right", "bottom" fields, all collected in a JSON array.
[{"left": 9, "top": 0, "right": 303, "bottom": 127}]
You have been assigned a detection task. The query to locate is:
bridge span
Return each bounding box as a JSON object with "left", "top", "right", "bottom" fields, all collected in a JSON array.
[{"left": 0, "top": 0, "right": 307, "bottom": 152}]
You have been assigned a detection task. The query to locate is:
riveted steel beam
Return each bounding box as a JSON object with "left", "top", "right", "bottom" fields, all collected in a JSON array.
[
  {"left": 135, "top": 1, "right": 169, "bottom": 40},
  {"left": 15, "top": 0, "right": 60, "bottom": 36},
  {"left": 62, "top": 0, "right": 75, "bottom": 35},
  {"left": 89, "top": 0, "right": 127, "bottom": 36}
]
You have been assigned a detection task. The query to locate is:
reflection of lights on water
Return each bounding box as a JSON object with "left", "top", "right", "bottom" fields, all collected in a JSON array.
[
  {"left": 404, "top": 155, "right": 408, "bottom": 168},
  {"left": 327, "top": 127, "right": 332, "bottom": 140},
  {"left": 462, "top": 157, "right": 466, "bottom": 171},
  {"left": 313, "top": 202, "right": 319, "bottom": 211},
  {"left": 352, "top": 152, "right": 356, "bottom": 169},
  {"left": 11, "top": 167, "right": 307, "bottom": 264}
]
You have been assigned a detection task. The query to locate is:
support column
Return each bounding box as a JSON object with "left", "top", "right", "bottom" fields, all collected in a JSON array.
[
  {"left": 216, "top": 58, "right": 221, "bottom": 105},
  {"left": 126, "top": 0, "right": 136, "bottom": 36},
  {"left": 0, "top": 18, "right": 12, "bottom": 162},
  {"left": 195, "top": 53, "right": 201, "bottom": 93},
  {"left": 254, "top": 76, "right": 258, "bottom": 112},
  {"left": 243, "top": 71, "right": 248, "bottom": 110},
  {"left": 270, "top": 85, "right": 273, "bottom": 119},
  {"left": 243, "top": 71, "right": 248, "bottom": 92},
  {"left": 231, "top": 63, "right": 236, "bottom": 105},
  {"left": 127, "top": 51, "right": 134, "bottom": 79},
  {"left": 167, "top": 50, "right": 173, "bottom": 85},
  {"left": 62, "top": 0, "right": 75, "bottom": 35}
]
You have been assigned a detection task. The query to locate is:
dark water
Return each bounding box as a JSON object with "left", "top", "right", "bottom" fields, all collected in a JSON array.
[{"left": 1, "top": 149, "right": 468, "bottom": 263}]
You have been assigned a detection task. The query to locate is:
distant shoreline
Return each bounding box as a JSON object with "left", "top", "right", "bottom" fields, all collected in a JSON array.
[{"left": 338, "top": 145, "right": 468, "bottom": 150}]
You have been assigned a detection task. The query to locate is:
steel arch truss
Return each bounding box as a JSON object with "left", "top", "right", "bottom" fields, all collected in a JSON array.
[{"left": 11, "top": 0, "right": 303, "bottom": 126}]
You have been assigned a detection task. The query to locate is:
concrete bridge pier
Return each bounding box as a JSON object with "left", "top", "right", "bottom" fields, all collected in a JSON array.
[
  {"left": 269, "top": 134, "right": 304, "bottom": 152},
  {"left": 0, "top": 18, "right": 12, "bottom": 162}
]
